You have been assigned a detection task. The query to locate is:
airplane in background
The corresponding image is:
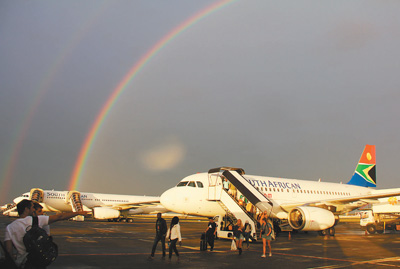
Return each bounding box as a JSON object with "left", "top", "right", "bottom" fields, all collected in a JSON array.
[
  {"left": 160, "top": 145, "right": 400, "bottom": 236},
  {"left": 4, "top": 188, "right": 167, "bottom": 222}
]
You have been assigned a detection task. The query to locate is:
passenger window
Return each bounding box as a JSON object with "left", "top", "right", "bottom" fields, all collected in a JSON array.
[
  {"left": 188, "top": 181, "right": 196, "bottom": 187},
  {"left": 196, "top": 181, "right": 204, "bottom": 188},
  {"left": 177, "top": 181, "right": 188, "bottom": 187}
]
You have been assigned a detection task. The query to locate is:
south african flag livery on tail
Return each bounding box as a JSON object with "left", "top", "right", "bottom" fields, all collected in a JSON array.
[{"left": 347, "top": 145, "right": 376, "bottom": 187}]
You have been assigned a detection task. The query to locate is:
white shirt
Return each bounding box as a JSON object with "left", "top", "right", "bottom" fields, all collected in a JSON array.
[
  {"left": 166, "top": 224, "right": 182, "bottom": 241},
  {"left": 4, "top": 215, "right": 49, "bottom": 264}
]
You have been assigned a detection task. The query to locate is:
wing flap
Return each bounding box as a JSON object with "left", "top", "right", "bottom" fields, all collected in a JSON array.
[{"left": 279, "top": 190, "right": 400, "bottom": 212}]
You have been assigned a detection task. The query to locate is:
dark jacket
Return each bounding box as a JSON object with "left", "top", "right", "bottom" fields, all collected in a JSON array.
[{"left": 156, "top": 218, "right": 167, "bottom": 235}]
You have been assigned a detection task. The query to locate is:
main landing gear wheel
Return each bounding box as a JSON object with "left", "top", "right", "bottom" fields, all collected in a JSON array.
[{"left": 318, "top": 227, "right": 335, "bottom": 236}]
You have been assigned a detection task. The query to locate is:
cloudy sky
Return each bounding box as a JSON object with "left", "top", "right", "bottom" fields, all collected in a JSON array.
[{"left": 1, "top": 0, "right": 400, "bottom": 205}]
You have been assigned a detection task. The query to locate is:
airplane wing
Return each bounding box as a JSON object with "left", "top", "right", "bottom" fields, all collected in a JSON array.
[
  {"left": 279, "top": 190, "right": 400, "bottom": 213},
  {"left": 92, "top": 200, "right": 168, "bottom": 219},
  {"left": 100, "top": 200, "right": 162, "bottom": 211}
]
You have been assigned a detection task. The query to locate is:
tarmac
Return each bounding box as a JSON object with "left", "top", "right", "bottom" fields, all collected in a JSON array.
[{"left": 2, "top": 214, "right": 400, "bottom": 268}]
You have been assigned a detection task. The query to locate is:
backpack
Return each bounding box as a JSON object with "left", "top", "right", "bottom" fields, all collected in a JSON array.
[{"left": 23, "top": 216, "right": 58, "bottom": 267}]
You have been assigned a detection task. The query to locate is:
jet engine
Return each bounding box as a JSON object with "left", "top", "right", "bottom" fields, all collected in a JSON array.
[
  {"left": 288, "top": 206, "right": 335, "bottom": 231},
  {"left": 92, "top": 207, "right": 120, "bottom": 220}
]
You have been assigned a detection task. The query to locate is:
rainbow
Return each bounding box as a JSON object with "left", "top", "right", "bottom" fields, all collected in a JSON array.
[{"left": 68, "top": 0, "right": 237, "bottom": 190}]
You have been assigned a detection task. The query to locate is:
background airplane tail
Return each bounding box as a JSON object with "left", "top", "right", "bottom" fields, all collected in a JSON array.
[{"left": 347, "top": 145, "right": 376, "bottom": 187}]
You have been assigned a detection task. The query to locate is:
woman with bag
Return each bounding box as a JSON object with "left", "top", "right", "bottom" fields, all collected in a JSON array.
[
  {"left": 233, "top": 219, "right": 245, "bottom": 255},
  {"left": 260, "top": 211, "right": 272, "bottom": 258},
  {"left": 166, "top": 216, "right": 182, "bottom": 261}
]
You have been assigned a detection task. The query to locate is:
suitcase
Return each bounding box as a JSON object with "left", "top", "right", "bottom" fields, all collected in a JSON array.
[{"left": 200, "top": 233, "right": 207, "bottom": 251}]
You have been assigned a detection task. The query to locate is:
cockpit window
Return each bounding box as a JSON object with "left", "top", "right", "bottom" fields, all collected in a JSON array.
[
  {"left": 177, "top": 181, "right": 188, "bottom": 187},
  {"left": 188, "top": 181, "right": 196, "bottom": 187},
  {"left": 196, "top": 181, "right": 204, "bottom": 188}
]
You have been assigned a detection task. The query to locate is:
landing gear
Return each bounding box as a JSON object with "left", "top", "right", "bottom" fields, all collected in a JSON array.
[
  {"left": 109, "top": 218, "right": 133, "bottom": 223},
  {"left": 318, "top": 227, "right": 335, "bottom": 236}
]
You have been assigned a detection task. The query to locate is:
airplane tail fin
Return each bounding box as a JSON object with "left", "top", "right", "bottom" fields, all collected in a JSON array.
[{"left": 347, "top": 145, "right": 376, "bottom": 187}]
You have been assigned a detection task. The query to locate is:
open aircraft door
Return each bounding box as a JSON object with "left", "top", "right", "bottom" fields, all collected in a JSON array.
[{"left": 207, "top": 168, "right": 223, "bottom": 201}]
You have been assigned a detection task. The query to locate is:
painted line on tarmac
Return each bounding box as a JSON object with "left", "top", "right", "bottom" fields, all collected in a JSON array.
[
  {"left": 59, "top": 251, "right": 212, "bottom": 257},
  {"left": 180, "top": 245, "right": 227, "bottom": 253},
  {"left": 276, "top": 252, "right": 357, "bottom": 263},
  {"left": 285, "top": 253, "right": 400, "bottom": 269}
]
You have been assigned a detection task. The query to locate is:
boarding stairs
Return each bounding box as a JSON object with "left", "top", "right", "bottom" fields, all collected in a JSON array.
[
  {"left": 30, "top": 188, "right": 44, "bottom": 203},
  {"left": 207, "top": 167, "right": 264, "bottom": 239},
  {"left": 221, "top": 168, "right": 274, "bottom": 214},
  {"left": 67, "top": 191, "right": 85, "bottom": 221},
  {"left": 217, "top": 200, "right": 237, "bottom": 223}
]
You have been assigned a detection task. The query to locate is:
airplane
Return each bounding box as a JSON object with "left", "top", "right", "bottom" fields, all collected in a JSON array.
[
  {"left": 4, "top": 188, "right": 168, "bottom": 222},
  {"left": 160, "top": 145, "right": 400, "bottom": 236}
]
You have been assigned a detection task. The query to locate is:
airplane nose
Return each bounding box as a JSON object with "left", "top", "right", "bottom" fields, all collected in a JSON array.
[
  {"left": 160, "top": 188, "right": 176, "bottom": 211},
  {"left": 13, "top": 197, "right": 24, "bottom": 204}
]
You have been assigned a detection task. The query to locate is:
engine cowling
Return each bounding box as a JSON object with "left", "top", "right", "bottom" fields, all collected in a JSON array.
[
  {"left": 92, "top": 207, "right": 120, "bottom": 220},
  {"left": 288, "top": 206, "right": 335, "bottom": 231}
]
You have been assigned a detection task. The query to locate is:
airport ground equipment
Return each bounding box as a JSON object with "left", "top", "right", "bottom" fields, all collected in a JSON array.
[
  {"left": 67, "top": 191, "right": 85, "bottom": 221},
  {"left": 360, "top": 204, "right": 400, "bottom": 234}
]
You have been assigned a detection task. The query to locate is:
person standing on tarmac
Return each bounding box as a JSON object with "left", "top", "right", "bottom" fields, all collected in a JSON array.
[
  {"left": 149, "top": 213, "right": 168, "bottom": 260},
  {"left": 4, "top": 199, "right": 89, "bottom": 268},
  {"left": 260, "top": 211, "right": 273, "bottom": 258},
  {"left": 205, "top": 217, "right": 217, "bottom": 251},
  {"left": 33, "top": 202, "right": 50, "bottom": 236}
]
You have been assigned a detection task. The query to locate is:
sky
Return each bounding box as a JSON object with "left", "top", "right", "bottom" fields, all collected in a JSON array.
[{"left": 1, "top": 0, "right": 400, "bottom": 205}]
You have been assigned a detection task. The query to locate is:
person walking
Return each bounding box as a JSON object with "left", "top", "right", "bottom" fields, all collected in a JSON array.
[
  {"left": 205, "top": 217, "right": 217, "bottom": 251},
  {"left": 243, "top": 220, "right": 255, "bottom": 249},
  {"left": 166, "top": 216, "right": 182, "bottom": 261},
  {"left": 260, "top": 211, "right": 272, "bottom": 258},
  {"left": 233, "top": 219, "right": 244, "bottom": 255},
  {"left": 149, "top": 213, "right": 168, "bottom": 260}
]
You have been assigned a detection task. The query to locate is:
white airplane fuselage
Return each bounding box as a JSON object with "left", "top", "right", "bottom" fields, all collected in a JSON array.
[
  {"left": 160, "top": 172, "right": 400, "bottom": 219},
  {"left": 14, "top": 190, "right": 162, "bottom": 213}
]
